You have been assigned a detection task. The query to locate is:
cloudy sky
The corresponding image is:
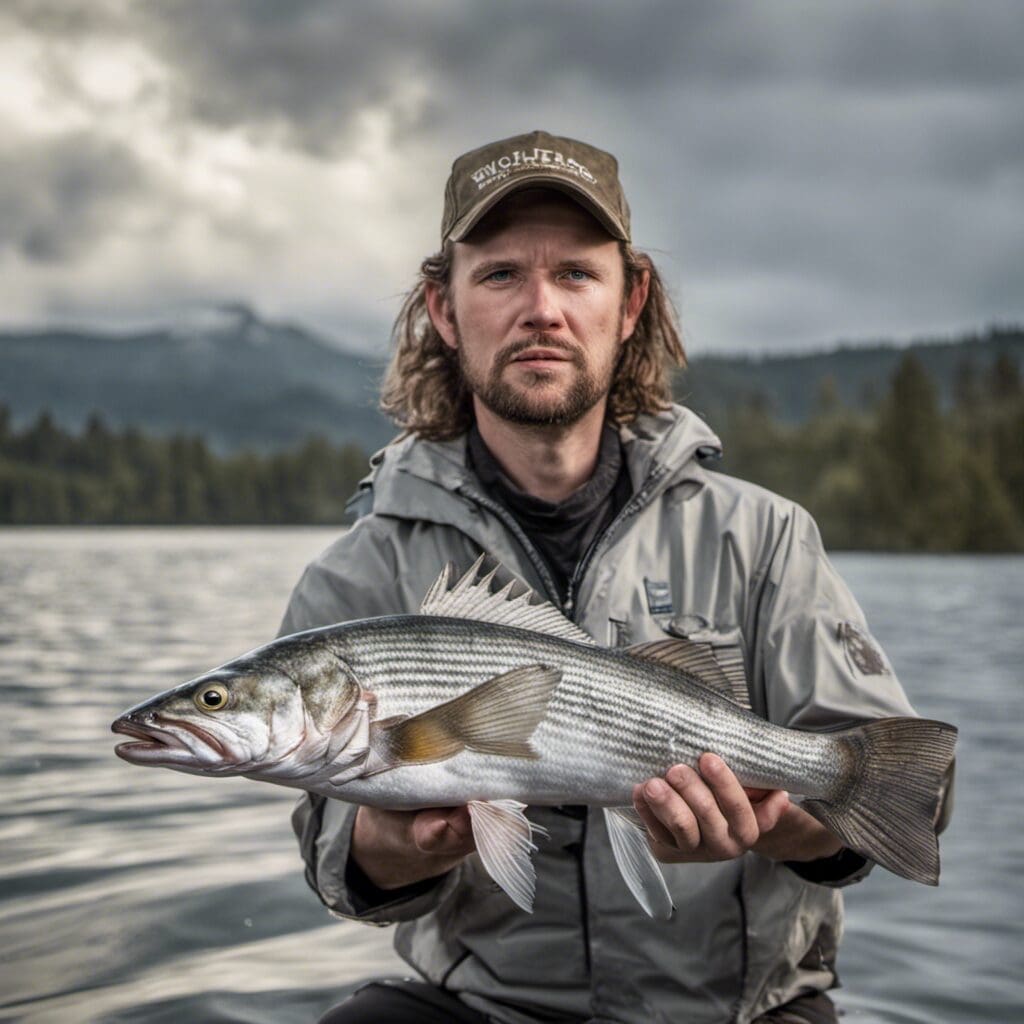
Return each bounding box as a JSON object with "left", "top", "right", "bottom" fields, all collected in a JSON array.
[{"left": 1, "top": 0, "right": 1021, "bottom": 354}]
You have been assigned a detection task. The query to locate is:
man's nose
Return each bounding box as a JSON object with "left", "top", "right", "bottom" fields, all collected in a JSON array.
[{"left": 519, "top": 278, "right": 563, "bottom": 332}]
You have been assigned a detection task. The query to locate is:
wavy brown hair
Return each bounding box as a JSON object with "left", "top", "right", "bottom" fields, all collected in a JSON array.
[{"left": 380, "top": 242, "right": 686, "bottom": 441}]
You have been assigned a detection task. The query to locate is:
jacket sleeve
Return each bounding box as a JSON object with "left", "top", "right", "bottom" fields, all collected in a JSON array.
[
  {"left": 290, "top": 782, "right": 463, "bottom": 923},
  {"left": 751, "top": 503, "right": 917, "bottom": 887},
  {"left": 753, "top": 503, "right": 916, "bottom": 731},
  {"left": 280, "top": 524, "right": 465, "bottom": 923}
]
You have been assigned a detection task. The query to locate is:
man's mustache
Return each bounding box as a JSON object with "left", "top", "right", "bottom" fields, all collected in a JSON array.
[{"left": 495, "top": 335, "right": 584, "bottom": 371}]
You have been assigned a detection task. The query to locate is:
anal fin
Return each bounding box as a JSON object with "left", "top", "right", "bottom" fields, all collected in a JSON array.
[{"left": 604, "top": 806, "right": 674, "bottom": 920}]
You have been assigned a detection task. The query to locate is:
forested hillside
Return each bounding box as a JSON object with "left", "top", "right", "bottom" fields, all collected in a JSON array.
[
  {"left": 3, "top": 311, "right": 1021, "bottom": 449},
  {"left": 1, "top": 350, "right": 1020, "bottom": 551},
  {"left": 678, "top": 324, "right": 1024, "bottom": 423},
  {"left": 712, "top": 351, "right": 1023, "bottom": 551},
  {"left": 0, "top": 415, "right": 367, "bottom": 526}
]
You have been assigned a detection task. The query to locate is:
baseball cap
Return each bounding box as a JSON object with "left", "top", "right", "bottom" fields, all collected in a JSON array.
[{"left": 441, "top": 130, "right": 631, "bottom": 245}]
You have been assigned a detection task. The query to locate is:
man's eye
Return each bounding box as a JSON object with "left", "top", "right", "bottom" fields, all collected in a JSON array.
[
  {"left": 565, "top": 269, "right": 591, "bottom": 282},
  {"left": 486, "top": 269, "right": 513, "bottom": 283}
]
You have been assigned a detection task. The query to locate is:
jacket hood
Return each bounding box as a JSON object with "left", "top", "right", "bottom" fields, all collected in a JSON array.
[{"left": 367, "top": 405, "right": 722, "bottom": 525}]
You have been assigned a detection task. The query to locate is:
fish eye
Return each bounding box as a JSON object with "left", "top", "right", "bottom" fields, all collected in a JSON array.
[{"left": 194, "top": 683, "right": 230, "bottom": 712}]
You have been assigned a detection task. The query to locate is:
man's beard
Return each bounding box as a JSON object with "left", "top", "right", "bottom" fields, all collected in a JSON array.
[{"left": 454, "top": 326, "right": 621, "bottom": 428}]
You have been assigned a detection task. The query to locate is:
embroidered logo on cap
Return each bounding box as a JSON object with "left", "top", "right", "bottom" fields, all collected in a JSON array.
[
  {"left": 471, "top": 148, "right": 597, "bottom": 191},
  {"left": 644, "top": 579, "right": 674, "bottom": 616}
]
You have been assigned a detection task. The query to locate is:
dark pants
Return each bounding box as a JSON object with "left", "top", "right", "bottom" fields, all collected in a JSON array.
[{"left": 318, "top": 979, "right": 838, "bottom": 1024}]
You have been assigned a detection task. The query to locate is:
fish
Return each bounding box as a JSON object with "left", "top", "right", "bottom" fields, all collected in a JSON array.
[{"left": 111, "top": 556, "right": 957, "bottom": 919}]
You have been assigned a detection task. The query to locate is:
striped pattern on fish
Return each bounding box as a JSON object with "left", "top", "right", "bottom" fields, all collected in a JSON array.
[
  {"left": 331, "top": 616, "right": 846, "bottom": 810},
  {"left": 112, "top": 556, "right": 957, "bottom": 919}
]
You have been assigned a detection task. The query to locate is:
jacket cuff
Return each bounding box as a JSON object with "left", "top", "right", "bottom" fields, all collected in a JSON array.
[
  {"left": 292, "top": 794, "right": 462, "bottom": 923},
  {"left": 345, "top": 855, "right": 446, "bottom": 915},
  {"left": 784, "top": 847, "right": 874, "bottom": 888}
]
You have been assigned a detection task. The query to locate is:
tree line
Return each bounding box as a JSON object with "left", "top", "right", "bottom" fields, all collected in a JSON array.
[
  {"left": 0, "top": 350, "right": 1021, "bottom": 550},
  {"left": 711, "top": 350, "right": 1023, "bottom": 551},
  {"left": 0, "top": 412, "right": 368, "bottom": 525}
]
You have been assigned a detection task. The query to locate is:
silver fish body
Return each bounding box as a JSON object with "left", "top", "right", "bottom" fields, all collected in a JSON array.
[
  {"left": 326, "top": 615, "right": 844, "bottom": 811},
  {"left": 113, "top": 558, "right": 957, "bottom": 917}
]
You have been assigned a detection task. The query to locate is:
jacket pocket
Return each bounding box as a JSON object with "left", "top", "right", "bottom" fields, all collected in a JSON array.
[{"left": 738, "top": 857, "right": 841, "bottom": 1023}]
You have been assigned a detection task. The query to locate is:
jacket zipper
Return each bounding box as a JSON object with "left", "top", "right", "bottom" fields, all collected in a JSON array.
[
  {"left": 460, "top": 464, "right": 672, "bottom": 989},
  {"left": 563, "top": 463, "right": 670, "bottom": 615},
  {"left": 457, "top": 481, "right": 603, "bottom": 976},
  {"left": 455, "top": 484, "right": 563, "bottom": 606},
  {"left": 577, "top": 812, "right": 591, "bottom": 974}
]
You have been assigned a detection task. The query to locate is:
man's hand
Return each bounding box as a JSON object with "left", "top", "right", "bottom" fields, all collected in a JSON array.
[
  {"left": 351, "top": 805, "right": 477, "bottom": 890},
  {"left": 632, "top": 753, "right": 843, "bottom": 864}
]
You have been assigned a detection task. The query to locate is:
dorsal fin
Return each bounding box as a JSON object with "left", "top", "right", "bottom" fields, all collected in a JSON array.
[
  {"left": 420, "top": 555, "right": 595, "bottom": 646},
  {"left": 625, "top": 637, "right": 751, "bottom": 709},
  {"left": 701, "top": 641, "right": 751, "bottom": 711}
]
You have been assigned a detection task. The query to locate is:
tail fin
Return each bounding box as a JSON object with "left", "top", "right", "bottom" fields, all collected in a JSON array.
[{"left": 802, "top": 718, "right": 957, "bottom": 885}]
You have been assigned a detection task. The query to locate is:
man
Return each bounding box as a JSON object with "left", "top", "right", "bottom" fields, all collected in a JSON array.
[{"left": 282, "top": 130, "right": 918, "bottom": 1024}]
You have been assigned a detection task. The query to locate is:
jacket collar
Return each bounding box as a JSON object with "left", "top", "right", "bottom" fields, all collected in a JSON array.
[{"left": 370, "top": 404, "right": 722, "bottom": 524}]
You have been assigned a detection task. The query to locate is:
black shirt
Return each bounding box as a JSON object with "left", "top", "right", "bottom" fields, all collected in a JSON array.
[{"left": 466, "top": 423, "right": 633, "bottom": 604}]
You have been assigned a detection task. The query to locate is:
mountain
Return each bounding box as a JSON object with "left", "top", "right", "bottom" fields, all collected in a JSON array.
[
  {"left": 0, "top": 304, "right": 396, "bottom": 452},
  {"left": 1, "top": 308, "right": 1021, "bottom": 450},
  {"left": 678, "top": 325, "right": 1024, "bottom": 425}
]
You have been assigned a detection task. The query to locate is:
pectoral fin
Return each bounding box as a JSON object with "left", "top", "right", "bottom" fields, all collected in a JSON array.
[
  {"left": 468, "top": 799, "right": 547, "bottom": 913},
  {"left": 604, "top": 806, "right": 674, "bottom": 920},
  {"left": 366, "top": 665, "right": 561, "bottom": 773}
]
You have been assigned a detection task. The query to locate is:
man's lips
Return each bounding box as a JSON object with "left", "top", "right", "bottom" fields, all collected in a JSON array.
[{"left": 510, "top": 348, "right": 573, "bottom": 364}]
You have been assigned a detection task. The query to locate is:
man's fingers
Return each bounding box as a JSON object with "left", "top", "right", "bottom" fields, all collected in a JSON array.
[
  {"left": 643, "top": 772, "right": 705, "bottom": 852},
  {"left": 661, "top": 762, "right": 734, "bottom": 854},
  {"left": 696, "top": 753, "right": 761, "bottom": 850},
  {"left": 751, "top": 789, "right": 790, "bottom": 834},
  {"left": 633, "top": 781, "right": 687, "bottom": 849},
  {"left": 633, "top": 758, "right": 793, "bottom": 863}
]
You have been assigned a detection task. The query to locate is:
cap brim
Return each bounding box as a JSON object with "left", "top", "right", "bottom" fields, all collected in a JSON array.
[{"left": 446, "top": 174, "right": 628, "bottom": 243}]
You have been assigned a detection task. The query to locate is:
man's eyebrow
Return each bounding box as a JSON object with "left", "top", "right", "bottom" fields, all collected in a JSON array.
[
  {"left": 553, "top": 257, "right": 605, "bottom": 275},
  {"left": 468, "top": 256, "right": 607, "bottom": 279},
  {"left": 469, "top": 259, "right": 524, "bottom": 280}
]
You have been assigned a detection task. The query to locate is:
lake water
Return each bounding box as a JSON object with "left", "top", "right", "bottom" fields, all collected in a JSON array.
[{"left": 0, "top": 529, "right": 1020, "bottom": 1024}]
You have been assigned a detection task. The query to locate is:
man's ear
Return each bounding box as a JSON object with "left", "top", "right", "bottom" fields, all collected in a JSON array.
[
  {"left": 425, "top": 281, "right": 458, "bottom": 350},
  {"left": 621, "top": 269, "right": 650, "bottom": 343}
]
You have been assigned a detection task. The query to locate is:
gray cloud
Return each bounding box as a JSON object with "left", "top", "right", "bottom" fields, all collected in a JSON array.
[
  {"left": 1, "top": 0, "right": 1022, "bottom": 351},
  {"left": 134, "top": 0, "right": 442, "bottom": 156},
  {"left": 15, "top": 1, "right": 1024, "bottom": 143},
  {"left": 0, "top": 134, "right": 147, "bottom": 263},
  {"left": 124, "top": 1, "right": 1024, "bottom": 154},
  {"left": 5, "top": 0, "right": 127, "bottom": 39}
]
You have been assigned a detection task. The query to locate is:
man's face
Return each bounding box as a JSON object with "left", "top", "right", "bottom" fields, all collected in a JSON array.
[{"left": 427, "top": 191, "right": 646, "bottom": 428}]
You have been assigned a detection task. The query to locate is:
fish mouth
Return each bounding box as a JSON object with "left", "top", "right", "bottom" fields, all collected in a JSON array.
[
  {"left": 158, "top": 716, "right": 229, "bottom": 758},
  {"left": 112, "top": 718, "right": 187, "bottom": 763},
  {"left": 112, "top": 716, "right": 232, "bottom": 769}
]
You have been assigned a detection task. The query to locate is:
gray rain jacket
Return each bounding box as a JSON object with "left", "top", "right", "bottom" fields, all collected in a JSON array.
[{"left": 281, "top": 405, "right": 916, "bottom": 1024}]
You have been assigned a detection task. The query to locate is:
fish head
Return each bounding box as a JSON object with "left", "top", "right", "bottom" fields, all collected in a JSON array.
[{"left": 111, "top": 638, "right": 369, "bottom": 780}]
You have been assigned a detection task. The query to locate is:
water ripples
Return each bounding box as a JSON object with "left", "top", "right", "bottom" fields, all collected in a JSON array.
[{"left": 0, "top": 532, "right": 1020, "bottom": 1022}]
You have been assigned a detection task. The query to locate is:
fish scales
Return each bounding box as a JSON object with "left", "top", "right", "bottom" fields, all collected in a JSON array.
[
  {"left": 112, "top": 556, "right": 957, "bottom": 912},
  {"left": 353, "top": 636, "right": 805, "bottom": 783},
  {"left": 328, "top": 617, "right": 844, "bottom": 810}
]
